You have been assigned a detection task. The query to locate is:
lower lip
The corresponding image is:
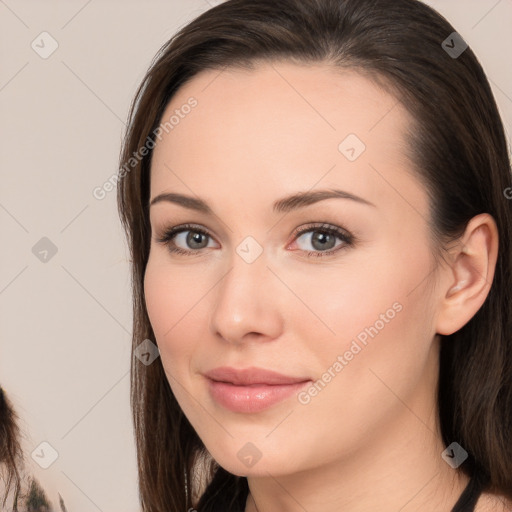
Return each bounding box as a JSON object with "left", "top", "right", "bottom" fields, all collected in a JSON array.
[{"left": 207, "top": 378, "right": 312, "bottom": 413}]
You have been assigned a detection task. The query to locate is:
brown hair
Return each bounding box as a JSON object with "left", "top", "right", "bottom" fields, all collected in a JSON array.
[
  {"left": 116, "top": 0, "right": 512, "bottom": 510},
  {"left": 0, "top": 387, "right": 24, "bottom": 510}
]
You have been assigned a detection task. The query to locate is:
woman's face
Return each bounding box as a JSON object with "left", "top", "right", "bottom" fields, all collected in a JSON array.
[{"left": 144, "top": 62, "right": 445, "bottom": 477}]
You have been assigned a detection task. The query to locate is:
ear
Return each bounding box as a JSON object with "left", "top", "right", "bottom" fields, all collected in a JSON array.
[{"left": 435, "top": 213, "right": 499, "bottom": 336}]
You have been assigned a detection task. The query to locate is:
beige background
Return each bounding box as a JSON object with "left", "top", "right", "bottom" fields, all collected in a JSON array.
[{"left": 0, "top": 1, "right": 511, "bottom": 510}]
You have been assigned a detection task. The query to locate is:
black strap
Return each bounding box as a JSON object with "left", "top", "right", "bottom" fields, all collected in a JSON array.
[{"left": 451, "top": 470, "right": 487, "bottom": 512}]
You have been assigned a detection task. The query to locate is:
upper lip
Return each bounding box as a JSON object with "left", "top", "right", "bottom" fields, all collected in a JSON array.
[{"left": 204, "top": 366, "right": 311, "bottom": 386}]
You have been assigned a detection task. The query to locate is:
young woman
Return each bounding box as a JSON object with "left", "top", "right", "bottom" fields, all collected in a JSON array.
[{"left": 117, "top": 0, "right": 512, "bottom": 510}]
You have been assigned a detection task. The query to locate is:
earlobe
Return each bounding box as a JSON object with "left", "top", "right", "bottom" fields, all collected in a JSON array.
[{"left": 436, "top": 213, "right": 499, "bottom": 336}]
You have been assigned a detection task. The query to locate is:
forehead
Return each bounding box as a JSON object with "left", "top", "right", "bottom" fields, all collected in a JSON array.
[{"left": 149, "top": 61, "right": 427, "bottom": 218}]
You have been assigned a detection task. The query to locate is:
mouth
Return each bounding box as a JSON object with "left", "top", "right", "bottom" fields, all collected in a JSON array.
[{"left": 204, "top": 366, "right": 312, "bottom": 413}]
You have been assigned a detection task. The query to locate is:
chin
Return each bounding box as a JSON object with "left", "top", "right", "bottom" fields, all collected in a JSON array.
[{"left": 207, "top": 443, "right": 300, "bottom": 479}]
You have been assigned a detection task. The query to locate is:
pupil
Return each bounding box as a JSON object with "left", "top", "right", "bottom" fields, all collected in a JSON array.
[
  {"left": 313, "top": 232, "right": 333, "bottom": 250},
  {"left": 189, "top": 232, "right": 205, "bottom": 248}
]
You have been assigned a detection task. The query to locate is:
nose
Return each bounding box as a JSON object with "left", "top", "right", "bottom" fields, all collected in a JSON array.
[{"left": 210, "top": 246, "right": 283, "bottom": 345}]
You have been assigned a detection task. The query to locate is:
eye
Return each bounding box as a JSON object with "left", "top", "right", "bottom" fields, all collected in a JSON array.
[
  {"left": 155, "top": 222, "right": 354, "bottom": 258},
  {"left": 289, "top": 223, "right": 354, "bottom": 258},
  {"left": 155, "top": 223, "right": 217, "bottom": 256}
]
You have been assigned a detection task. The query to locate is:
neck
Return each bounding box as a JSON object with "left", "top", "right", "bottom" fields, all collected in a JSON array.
[{"left": 245, "top": 424, "right": 469, "bottom": 512}]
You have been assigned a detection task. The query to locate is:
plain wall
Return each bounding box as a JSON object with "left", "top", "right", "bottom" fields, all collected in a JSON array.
[{"left": 0, "top": 1, "right": 510, "bottom": 510}]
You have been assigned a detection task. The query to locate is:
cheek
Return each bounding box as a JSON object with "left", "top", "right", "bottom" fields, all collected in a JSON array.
[
  {"left": 143, "top": 257, "right": 205, "bottom": 378},
  {"left": 294, "top": 241, "right": 437, "bottom": 417},
  {"left": 280, "top": 247, "right": 438, "bottom": 466},
  {"left": 289, "top": 240, "right": 438, "bottom": 417},
  {"left": 284, "top": 239, "right": 435, "bottom": 356}
]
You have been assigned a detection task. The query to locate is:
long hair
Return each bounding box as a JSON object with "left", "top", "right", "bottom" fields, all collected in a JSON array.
[
  {"left": 0, "top": 387, "right": 24, "bottom": 510},
  {"left": 116, "top": 1, "right": 512, "bottom": 510}
]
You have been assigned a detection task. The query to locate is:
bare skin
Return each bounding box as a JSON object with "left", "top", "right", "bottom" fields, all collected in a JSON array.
[{"left": 144, "top": 61, "right": 504, "bottom": 511}]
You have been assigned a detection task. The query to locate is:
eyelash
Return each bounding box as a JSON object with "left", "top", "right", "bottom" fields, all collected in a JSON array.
[{"left": 155, "top": 222, "right": 355, "bottom": 259}]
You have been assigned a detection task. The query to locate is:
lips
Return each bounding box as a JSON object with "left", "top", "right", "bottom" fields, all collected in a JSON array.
[
  {"left": 204, "top": 366, "right": 310, "bottom": 386},
  {"left": 204, "top": 366, "right": 312, "bottom": 413}
]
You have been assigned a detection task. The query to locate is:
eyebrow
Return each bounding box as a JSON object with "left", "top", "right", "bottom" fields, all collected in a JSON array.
[{"left": 149, "top": 188, "right": 376, "bottom": 214}]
